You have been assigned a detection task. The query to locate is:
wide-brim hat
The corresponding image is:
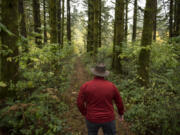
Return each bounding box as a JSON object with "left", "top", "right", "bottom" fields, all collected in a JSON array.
[{"left": 90, "top": 63, "right": 110, "bottom": 77}]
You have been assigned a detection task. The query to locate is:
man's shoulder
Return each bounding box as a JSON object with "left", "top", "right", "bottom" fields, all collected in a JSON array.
[{"left": 105, "top": 80, "right": 115, "bottom": 85}]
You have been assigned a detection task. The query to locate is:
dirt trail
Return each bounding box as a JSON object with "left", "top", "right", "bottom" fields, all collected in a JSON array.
[{"left": 63, "top": 57, "right": 134, "bottom": 135}]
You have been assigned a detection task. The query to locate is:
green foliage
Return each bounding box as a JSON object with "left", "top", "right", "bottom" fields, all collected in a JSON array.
[
  {"left": 83, "top": 39, "right": 180, "bottom": 135},
  {"left": 0, "top": 42, "right": 75, "bottom": 135},
  {"left": 0, "top": 23, "right": 14, "bottom": 36}
]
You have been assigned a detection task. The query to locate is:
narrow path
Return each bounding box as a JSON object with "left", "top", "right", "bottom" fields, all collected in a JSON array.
[{"left": 63, "top": 57, "right": 134, "bottom": 135}]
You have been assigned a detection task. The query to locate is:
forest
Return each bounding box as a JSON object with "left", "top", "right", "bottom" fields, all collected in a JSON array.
[{"left": 0, "top": 0, "right": 180, "bottom": 135}]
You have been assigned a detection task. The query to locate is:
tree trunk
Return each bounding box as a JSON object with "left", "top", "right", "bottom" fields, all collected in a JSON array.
[
  {"left": 175, "top": 0, "right": 180, "bottom": 36},
  {"left": 61, "top": 0, "right": 64, "bottom": 48},
  {"left": 43, "top": 0, "right": 47, "bottom": 43},
  {"left": 87, "top": 0, "right": 94, "bottom": 53},
  {"left": 18, "top": 0, "right": 27, "bottom": 38},
  {"left": 98, "top": 0, "right": 101, "bottom": 47},
  {"left": 32, "top": 0, "right": 41, "bottom": 45},
  {"left": 132, "top": 0, "right": 137, "bottom": 42},
  {"left": 153, "top": 0, "right": 157, "bottom": 41},
  {"left": 1, "top": 0, "right": 19, "bottom": 98},
  {"left": 112, "top": 0, "right": 124, "bottom": 73},
  {"left": 67, "top": 0, "right": 71, "bottom": 45},
  {"left": 93, "top": 0, "right": 99, "bottom": 56},
  {"left": 138, "top": 0, "right": 156, "bottom": 87},
  {"left": 48, "top": 0, "right": 57, "bottom": 43},
  {"left": 57, "top": 0, "right": 62, "bottom": 46},
  {"left": 169, "top": 0, "right": 174, "bottom": 37},
  {"left": 125, "top": 0, "right": 128, "bottom": 42}
]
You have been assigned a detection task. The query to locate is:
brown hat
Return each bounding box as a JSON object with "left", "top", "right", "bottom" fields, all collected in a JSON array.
[{"left": 90, "top": 63, "right": 110, "bottom": 77}]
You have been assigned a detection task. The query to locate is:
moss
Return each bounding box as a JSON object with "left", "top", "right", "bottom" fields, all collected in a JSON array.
[
  {"left": 0, "top": 0, "right": 19, "bottom": 98},
  {"left": 138, "top": 0, "right": 156, "bottom": 87},
  {"left": 112, "top": 0, "right": 124, "bottom": 73},
  {"left": 48, "top": 0, "right": 57, "bottom": 43}
]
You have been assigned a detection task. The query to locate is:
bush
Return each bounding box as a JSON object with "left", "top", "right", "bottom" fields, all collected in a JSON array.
[{"left": 0, "top": 43, "right": 75, "bottom": 135}]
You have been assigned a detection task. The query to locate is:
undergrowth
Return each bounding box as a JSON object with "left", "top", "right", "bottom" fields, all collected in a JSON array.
[
  {"left": 0, "top": 42, "right": 75, "bottom": 135},
  {"left": 82, "top": 38, "right": 180, "bottom": 135}
]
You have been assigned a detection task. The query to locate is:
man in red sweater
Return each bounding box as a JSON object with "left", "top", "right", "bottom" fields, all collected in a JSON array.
[{"left": 77, "top": 63, "right": 124, "bottom": 135}]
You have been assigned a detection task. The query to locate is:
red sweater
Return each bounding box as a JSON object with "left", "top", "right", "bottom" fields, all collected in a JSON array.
[{"left": 77, "top": 76, "right": 124, "bottom": 123}]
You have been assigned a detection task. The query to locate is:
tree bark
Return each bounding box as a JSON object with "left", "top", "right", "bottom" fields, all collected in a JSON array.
[
  {"left": 125, "top": 0, "right": 128, "bottom": 42},
  {"left": 61, "top": 0, "right": 64, "bottom": 48},
  {"left": 112, "top": 0, "right": 124, "bottom": 73},
  {"left": 48, "top": 0, "right": 57, "bottom": 43},
  {"left": 132, "top": 0, "right": 137, "bottom": 42},
  {"left": 93, "top": 0, "right": 99, "bottom": 56},
  {"left": 67, "top": 0, "right": 71, "bottom": 45},
  {"left": 32, "top": 0, "right": 41, "bottom": 45},
  {"left": 98, "top": 0, "right": 101, "bottom": 47},
  {"left": 1, "top": 0, "right": 19, "bottom": 98},
  {"left": 57, "top": 0, "right": 62, "bottom": 46},
  {"left": 43, "top": 0, "right": 47, "bottom": 43},
  {"left": 169, "top": 0, "right": 174, "bottom": 37},
  {"left": 175, "top": 0, "right": 180, "bottom": 36},
  {"left": 153, "top": 0, "right": 157, "bottom": 41},
  {"left": 18, "top": 0, "right": 27, "bottom": 38},
  {"left": 87, "top": 0, "right": 94, "bottom": 53},
  {"left": 138, "top": 0, "right": 156, "bottom": 87}
]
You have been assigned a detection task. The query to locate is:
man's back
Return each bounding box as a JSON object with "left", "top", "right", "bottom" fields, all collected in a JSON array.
[{"left": 77, "top": 76, "right": 124, "bottom": 123}]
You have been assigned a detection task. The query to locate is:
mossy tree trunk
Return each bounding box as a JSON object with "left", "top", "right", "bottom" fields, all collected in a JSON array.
[
  {"left": 32, "top": 0, "right": 41, "bottom": 45},
  {"left": 169, "top": 0, "right": 174, "bottom": 38},
  {"left": 61, "top": 0, "right": 64, "bottom": 48},
  {"left": 57, "top": 0, "right": 62, "bottom": 47},
  {"left": 112, "top": 0, "right": 124, "bottom": 73},
  {"left": 67, "top": 0, "right": 71, "bottom": 45},
  {"left": 87, "top": 0, "right": 94, "bottom": 53},
  {"left": 175, "top": 0, "right": 180, "bottom": 36},
  {"left": 0, "top": 0, "right": 19, "bottom": 98},
  {"left": 48, "top": 0, "right": 57, "bottom": 43},
  {"left": 93, "top": 0, "right": 99, "bottom": 56},
  {"left": 153, "top": 0, "right": 157, "bottom": 41},
  {"left": 98, "top": 0, "right": 101, "bottom": 47},
  {"left": 125, "top": 0, "right": 128, "bottom": 42},
  {"left": 18, "top": 0, "right": 27, "bottom": 38},
  {"left": 43, "top": 0, "right": 47, "bottom": 43},
  {"left": 138, "top": 0, "right": 156, "bottom": 87},
  {"left": 132, "top": 0, "right": 137, "bottom": 42},
  {"left": 18, "top": 0, "right": 28, "bottom": 52}
]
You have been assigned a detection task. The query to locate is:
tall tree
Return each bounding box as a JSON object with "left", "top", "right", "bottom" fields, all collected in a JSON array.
[
  {"left": 153, "top": 0, "right": 157, "bottom": 41},
  {"left": 57, "top": 0, "right": 62, "bottom": 46},
  {"left": 43, "top": 0, "right": 47, "bottom": 43},
  {"left": 169, "top": 0, "right": 174, "bottom": 37},
  {"left": 93, "top": 0, "right": 100, "bottom": 55},
  {"left": 32, "top": 0, "right": 41, "bottom": 45},
  {"left": 61, "top": 0, "right": 64, "bottom": 47},
  {"left": 132, "top": 0, "right": 137, "bottom": 42},
  {"left": 175, "top": 0, "right": 180, "bottom": 36},
  {"left": 67, "top": 0, "right": 71, "bottom": 45},
  {"left": 112, "top": 0, "right": 124, "bottom": 73},
  {"left": 48, "top": 0, "right": 57, "bottom": 43},
  {"left": 138, "top": 0, "right": 156, "bottom": 87},
  {"left": 18, "top": 0, "right": 27, "bottom": 38},
  {"left": 125, "top": 0, "right": 128, "bottom": 42},
  {"left": 87, "top": 0, "right": 94, "bottom": 53},
  {"left": 1, "top": 0, "right": 19, "bottom": 98},
  {"left": 98, "top": 0, "right": 102, "bottom": 47}
]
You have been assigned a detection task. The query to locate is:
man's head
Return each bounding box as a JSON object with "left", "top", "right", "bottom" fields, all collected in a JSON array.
[{"left": 90, "top": 63, "right": 109, "bottom": 77}]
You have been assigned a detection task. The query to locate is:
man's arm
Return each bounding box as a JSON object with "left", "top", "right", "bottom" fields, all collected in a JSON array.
[
  {"left": 113, "top": 85, "right": 124, "bottom": 116},
  {"left": 77, "top": 84, "right": 86, "bottom": 116}
]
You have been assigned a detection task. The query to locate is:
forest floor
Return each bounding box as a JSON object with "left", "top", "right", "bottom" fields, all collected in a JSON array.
[{"left": 62, "top": 57, "right": 134, "bottom": 135}]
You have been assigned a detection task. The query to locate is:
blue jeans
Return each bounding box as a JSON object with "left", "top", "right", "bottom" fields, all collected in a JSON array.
[{"left": 86, "top": 119, "right": 116, "bottom": 135}]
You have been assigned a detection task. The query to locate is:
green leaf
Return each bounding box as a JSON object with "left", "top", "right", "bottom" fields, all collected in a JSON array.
[
  {"left": 0, "top": 82, "right": 7, "bottom": 87},
  {"left": 0, "top": 23, "right": 14, "bottom": 36}
]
